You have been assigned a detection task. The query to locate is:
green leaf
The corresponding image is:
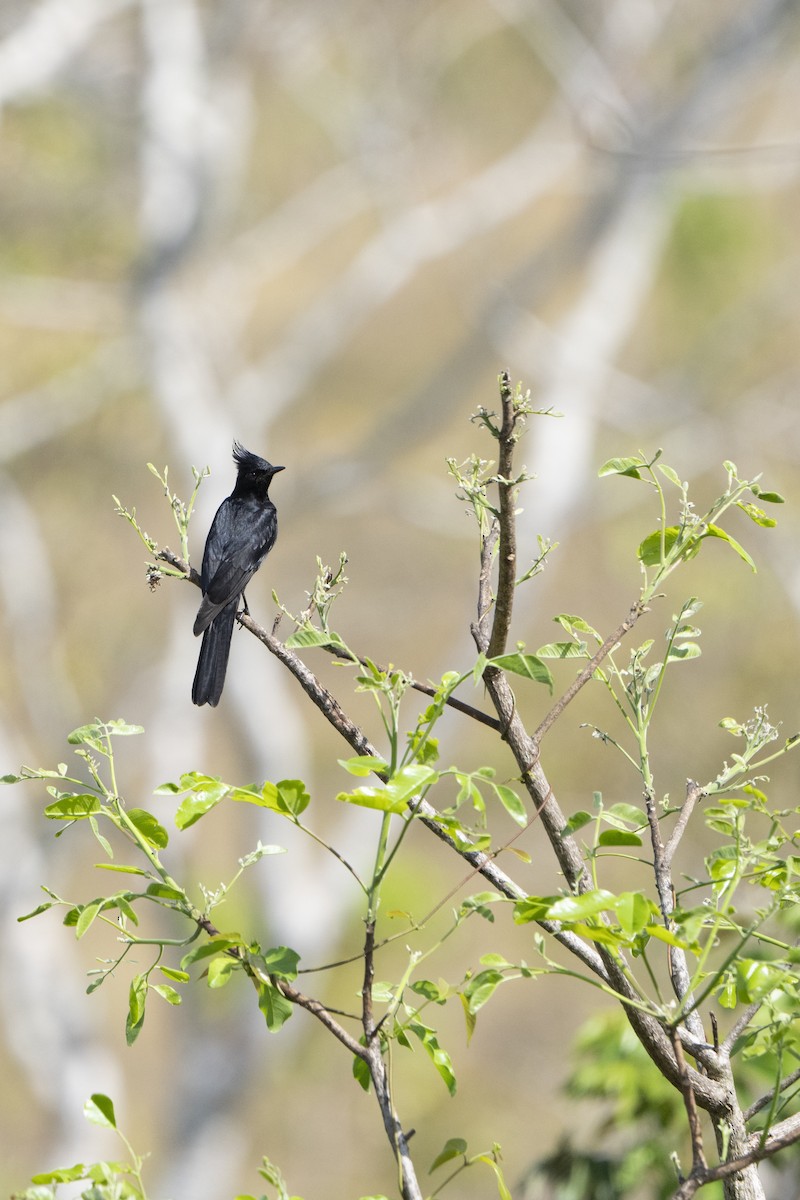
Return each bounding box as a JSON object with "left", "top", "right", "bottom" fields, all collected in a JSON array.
[
  {"left": 181, "top": 936, "right": 243, "bottom": 969},
  {"left": 751, "top": 489, "right": 784, "bottom": 504},
  {"left": 84, "top": 1093, "right": 117, "bottom": 1130},
  {"left": 535, "top": 640, "right": 589, "bottom": 659},
  {"left": 486, "top": 652, "right": 554, "bottom": 692},
  {"left": 127, "top": 808, "right": 169, "bottom": 849},
  {"left": 67, "top": 723, "right": 110, "bottom": 752},
  {"left": 462, "top": 968, "right": 505, "bottom": 1014},
  {"left": 338, "top": 764, "right": 437, "bottom": 814},
  {"left": 352, "top": 1051, "right": 371, "bottom": 1092},
  {"left": 737, "top": 501, "right": 776, "bottom": 528},
  {"left": 491, "top": 784, "right": 527, "bottom": 827},
  {"left": 17, "top": 901, "right": 55, "bottom": 923},
  {"left": 175, "top": 784, "right": 227, "bottom": 829},
  {"left": 656, "top": 463, "right": 683, "bottom": 488},
  {"left": 430, "top": 1138, "right": 468, "bottom": 1172},
  {"left": 604, "top": 802, "right": 644, "bottom": 825},
  {"left": 207, "top": 957, "right": 236, "bottom": 988},
  {"left": 704, "top": 524, "right": 756, "bottom": 571},
  {"left": 276, "top": 779, "right": 311, "bottom": 816},
  {"left": 553, "top": 613, "right": 601, "bottom": 640},
  {"left": 88, "top": 814, "right": 113, "bottom": 858},
  {"left": 160, "top": 965, "right": 190, "bottom": 983},
  {"left": 75, "top": 902, "right": 102, "bottom": 939},
  {"left": 285, "top": 627, "right": 345, "bottom": 650},
  {"left": 151, "top": 983, "right": 182, "bottom": 1005},
  {"left": 43, "top": 794, "right": 101, "bottom": 820},
  {"left": 407, "top": 1020, "right": 457, "bottom": 1095},
  {"left": 258, "top": 979, "right": 293, "bottom": 1032},
  {"left": 513, "top": 895, "right": 557, "bottom": 924},
  {"left": 260, "top": 945, "right": 300, "bottom": 980},
  {"left": 105, "top": 720, "right": 145, "bottom": 737},
  {"left": 598, "top": 456, "right": 644, "bottom": 479},
  {"left": 338, "top": 755, "right": 389, "bottom": 777},
  {"left": 547, "top": 889, "right": 616, "bottom": 922},
  {"left": 561, "top": 810, "right": 592, "bottom": 836},
  {"left": 31, "top": 1163, "right": 90, "bottom": 1184},
  {"left": 126, "top": 974, "right": 147, "bottom": 1044},
  {"left": 615, "top": 892, "right": 654, "bottom": 935},
  {"left": 637, "top": 526, "right": 684, "bottom": 566},
  {"left": 93, "top": 863, "right": 150, "bottom": 876},
  {"left": 597, "top": 830, "right": 642, "bottom": 847},
  {"left": 145, "top": 882, "right": 184, "bottom": 902},
  {"left": 646, "top": 924, "right": 691, "bottom": 950}
]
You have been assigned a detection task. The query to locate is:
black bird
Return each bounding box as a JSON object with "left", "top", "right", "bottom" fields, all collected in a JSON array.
[{"left": 192, "top": 443, "right": 284, "bottom": 707}]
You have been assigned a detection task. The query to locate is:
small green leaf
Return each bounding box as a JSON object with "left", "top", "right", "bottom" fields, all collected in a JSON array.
[
  {"left": 656, "top": 463, "right": 683, "bottom": 487},
  {"left": 535, "top": 640, "right": 589, "bottom": 659},
  {"left": 666, "top": 642, "right": 701, "bottom": 662},
  {"left": 462, "top": 968, "right": 505, "bottom": 1014},
  {"left": 207, "top": 957, "right": 236, "bottom": 988},
  {"left": 547, "top": 889, "right": 616, "bottom": 922},
  {"left": 175, "top": 785, "right": 227, "bottom": 829},
  {"left": 84, "top": 1093, "right": 117, "bottom": 1129},
  {"left": 604, "top": 802, "right": 643, "bottom": 825},
  {"left": 127, "top": 808, "right": 169, "bottom": 849},
  {"left": 513, "top": 895, "right": 556, "bottom": 924},
  {"left": 67, "top": 723, "right": 109, "bottom": 752},
  {"left": 75, "top": 902, "right": 102, "bottom": 939},
  {"left": 93, "top": 865, "right": 149, "bottom": 881},
  {"left": 160, "top": 965, "right": 190, "bottom": 983},
  {"left": 126, "top": 974, "right": 147, "bottom": 1044},
  {"left": 276, "top": 779, "right": 311, "bottom": 816},
  {"left": 615, "top": 891, "right": 654, "bottom": 935},
  {"left": 338, "top": 764, "right": 437, "bottom": 814},
  {"left": 737, "top": 501, "right": 776, "bottom": 529},
  {"left": 151, "top": 983, "right": 182, "bottom": 1005},
  {"left": 751, "top": 489, "right": 784, "bottom": 504},
  {"left": 43, "top": 794, "right": 101, "bottom": 820},
  {"left": 637, "top": 526, "right": 683, "bottom": 566},
  {"left": 704, "top": 524, "right": 756, "bottom": 570},
  {"left": 561, "top": 810, "right": 592, "bottom": 836},
  {"left": 598, "top": 456, "right": 644, "bottom": 479},
  {"left": 486, "top": 652, "right": 554, "bottom": 692},
  {"left": 597, "top": 830, "right": 642, "bottom": 847},
  {"left": 258, "top": 979, "right": 293, "bottom": 1032},
  {"left": 407, "top": 1021, "right": 457, "bottom": 1095},
  {"left": 338, "top": 755, "right": 388, "bottom": 777},
  {"left": 491, "top": 784, "right": 527, "bottom": 827},
  {"left": 17, "top": 901, "right": 54, "bottom": 923},
  {"left": 285, "top": 627, "right": 345, "bottom": 650},
  {"left": 430, "top": 1138, "right": 468, "bottom": 1172},
  {"left": 182, "top": 937, "right": 243, "bottom": 968},
  {"left": 352, "top": 1050, "right": 371, "bottom": 1091}
]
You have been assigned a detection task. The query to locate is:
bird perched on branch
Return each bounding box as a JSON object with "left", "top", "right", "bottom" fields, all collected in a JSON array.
[{"left": 192, "top": 442, "right": 284, "bottom": 707}]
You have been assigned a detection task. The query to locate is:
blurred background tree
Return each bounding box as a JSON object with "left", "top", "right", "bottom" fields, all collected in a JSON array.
[{"left": 1, "top": 1, "right": 800, "bottom": 1197}]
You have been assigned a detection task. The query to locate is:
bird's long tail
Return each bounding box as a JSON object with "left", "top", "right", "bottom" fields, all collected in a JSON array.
[{"left": 192, "top": 600, "right": 237, "bottom": 706}]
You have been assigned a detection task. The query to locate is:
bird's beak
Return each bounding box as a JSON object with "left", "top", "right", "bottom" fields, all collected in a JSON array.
[{"left": 270, "top": 465, "right": 286, "bottom": 475}]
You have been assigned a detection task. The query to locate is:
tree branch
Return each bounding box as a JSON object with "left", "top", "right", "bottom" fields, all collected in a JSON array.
[{"left": 487, "top": 371, "right": 519, "bottom": 660}]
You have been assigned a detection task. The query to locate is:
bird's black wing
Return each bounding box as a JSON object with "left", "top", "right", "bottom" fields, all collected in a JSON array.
[{"left": 193, "top": 497, "right": 277, "bottom": 635}]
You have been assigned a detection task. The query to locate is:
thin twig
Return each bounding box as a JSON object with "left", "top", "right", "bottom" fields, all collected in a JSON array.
[
  {"left": 532, "top": 601, "right": 646, "bottom": 747},
  {"left": 670, "top": 1023, "right": 707, "bottom": 1174},
  {"left": 323, "top": 639, "right": 502, "bottom": 731},
  {"left": 664, "top": 779, "right": 706, "bottom": 867},
  {"left": 745, "top": 1065, "right": 800, "bottom": 1120}
]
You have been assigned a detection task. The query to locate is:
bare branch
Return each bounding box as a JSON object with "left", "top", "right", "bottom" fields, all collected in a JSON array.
[{"left": 487, "top": 372, "right": 520, "bottom": 660}]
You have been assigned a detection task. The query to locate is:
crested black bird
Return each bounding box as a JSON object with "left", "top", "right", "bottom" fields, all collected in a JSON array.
[{"left": 192, "top": 442, "right": 284, "bottom": 707}]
